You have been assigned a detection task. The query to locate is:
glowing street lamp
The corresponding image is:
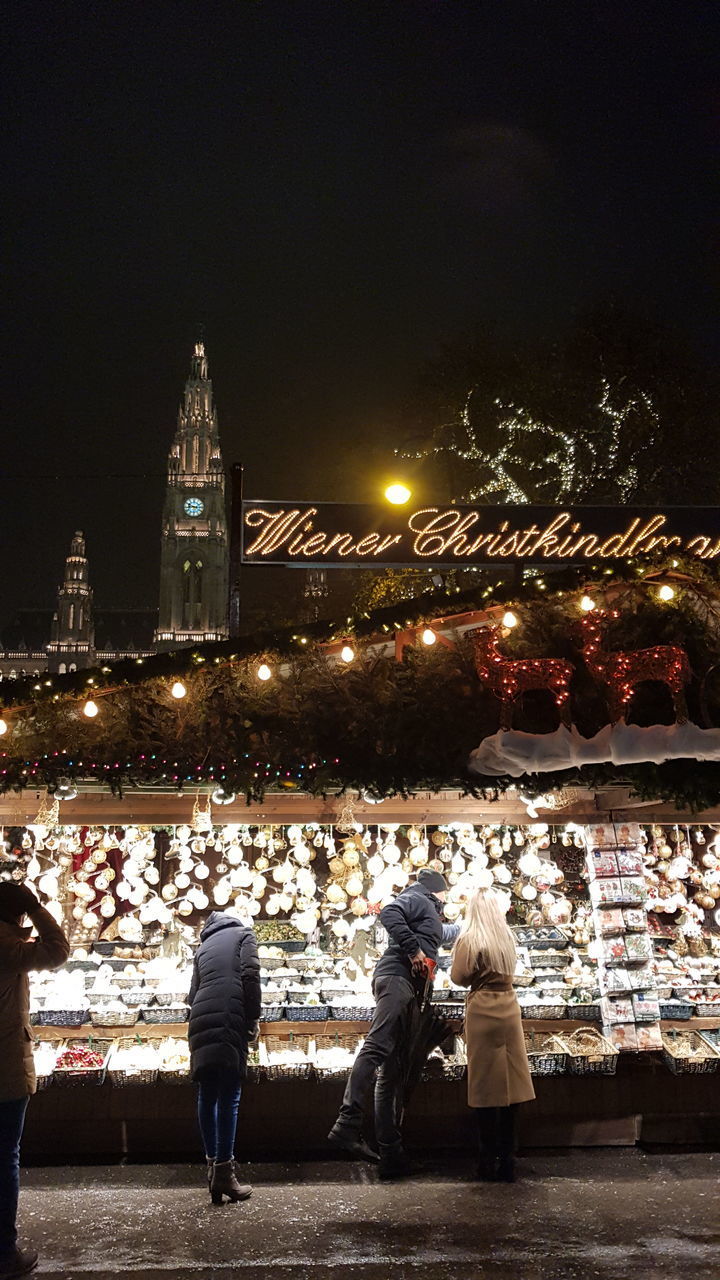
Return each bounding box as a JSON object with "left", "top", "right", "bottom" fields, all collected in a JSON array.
[{"left": 384, "top": 482, "right": 411, "bottom": 505}]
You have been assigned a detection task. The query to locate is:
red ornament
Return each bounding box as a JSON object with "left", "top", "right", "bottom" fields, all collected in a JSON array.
[
  {"left": 471, "top": 626, "right": 573, "bottom": 731},
  {"left": 579, "top": 612, "right": 690, "bottom": 723}
]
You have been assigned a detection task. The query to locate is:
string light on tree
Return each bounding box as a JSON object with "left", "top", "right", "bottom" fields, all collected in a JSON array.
[
  {"left": 171, "top": 681, "right": 187, "bottom": 699},
  {"left": 83, "top": 699, "right": 98, "bottom": 718}
]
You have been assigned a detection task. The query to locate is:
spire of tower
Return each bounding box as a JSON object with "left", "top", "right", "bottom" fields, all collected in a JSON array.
[{"left": 191, "top": 340, "right": 208, "bottom": 382}]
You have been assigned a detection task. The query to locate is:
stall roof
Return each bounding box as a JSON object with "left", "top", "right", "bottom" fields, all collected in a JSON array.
[{"left": 1, "top": 785, "right": 718, "bottom": 827}]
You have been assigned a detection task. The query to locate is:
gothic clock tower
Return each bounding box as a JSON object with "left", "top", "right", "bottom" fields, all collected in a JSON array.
[{"left": 155, "top": 342, "right": 229, "bottom": 649}]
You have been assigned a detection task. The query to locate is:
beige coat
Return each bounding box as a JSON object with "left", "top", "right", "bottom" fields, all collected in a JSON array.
[
  {"left": 0, "top": 907, "right": 70, "bottom": 1101},
  {"left": 451, "top": 936, "right": 535, "bottom": 1109}
]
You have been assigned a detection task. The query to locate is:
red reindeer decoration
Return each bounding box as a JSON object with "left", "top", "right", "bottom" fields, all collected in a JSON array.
[
  {"left": 578, "top": 612, "right": 691, "bottom": 724},
  {"left": 471, "top": 626, "right": 573, "bottom": 731}
]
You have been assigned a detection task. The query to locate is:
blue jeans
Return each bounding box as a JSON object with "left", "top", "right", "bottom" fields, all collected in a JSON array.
[
  {"left": 0, "top": 1096, "right": 29, "bottom": 1260},
  {"left": 197, "top": 1071, "right": 242, "bottom": 1163}
]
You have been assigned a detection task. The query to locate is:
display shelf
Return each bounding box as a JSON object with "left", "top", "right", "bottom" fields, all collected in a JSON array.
[{"left": 33, "top": 1014, "right": 720, "bottom": 1045}]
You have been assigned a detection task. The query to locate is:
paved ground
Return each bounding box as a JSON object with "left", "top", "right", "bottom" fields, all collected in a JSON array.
[{"left": 16, "top": 1151, "right": 720, "bottom": 1279}]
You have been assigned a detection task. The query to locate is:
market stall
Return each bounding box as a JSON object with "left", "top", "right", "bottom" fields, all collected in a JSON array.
[
  {"left": 2, "top": 567, "right": 720, "bottom": 1156},
  {"left": 2, "top": 808, "right": 717, "bottom": 1159}
]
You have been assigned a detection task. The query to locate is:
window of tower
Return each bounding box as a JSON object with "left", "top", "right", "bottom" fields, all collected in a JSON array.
[
  {"left": 68, "top": 603, "right": 75, "bottom": 630},
  {"left": 58, "top": 663, "right": 66, "bottom": 674}
]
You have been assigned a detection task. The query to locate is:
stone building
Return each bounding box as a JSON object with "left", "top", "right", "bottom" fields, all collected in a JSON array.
[{"left": 0, "top": 342, "right": 230, "bottom": 679}]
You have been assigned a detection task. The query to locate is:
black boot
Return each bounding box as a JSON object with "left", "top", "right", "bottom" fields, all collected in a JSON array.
[
  {"left": 378, "top": 1145, "right": 412, "bottom": 1180},
  {"left": 327, "top": 1123, "right": 379, "bottom": 1162},
  {"left": 496, "top": 1105, "right": 518, "bottom": 1182},
  {"left": 210, "top": 1160, "right": 252, "bottom": 1205},
  {"left": 475, "top": 1108, "right": 498, "bottom": 1181}
]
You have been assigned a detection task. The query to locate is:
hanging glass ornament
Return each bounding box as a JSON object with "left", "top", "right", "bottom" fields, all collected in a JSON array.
[{"left": 174, "top": 872, "right": 191, "bottom": 890}]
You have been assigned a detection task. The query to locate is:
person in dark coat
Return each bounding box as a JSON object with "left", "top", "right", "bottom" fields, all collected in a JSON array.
[
  {"left": 328, "top": 868, "right": 459, "bottom": 1177},
  {"left": 188, "top": 910, "right": 261, "bottom": 1204},
  {"left": 0, "top": 882, "right": 69, "bottom": 1280}
]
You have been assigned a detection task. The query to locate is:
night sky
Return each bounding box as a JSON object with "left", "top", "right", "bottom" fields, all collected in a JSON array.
[{"left": 2, "top": 1, "right": 718, "bottom": 624}]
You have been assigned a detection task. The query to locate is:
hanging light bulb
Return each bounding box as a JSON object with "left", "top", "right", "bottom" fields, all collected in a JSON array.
[
  {"left": 171, "top": 681, "right": 187, "bottom": 699},
  {"left": 83, "top": 699, "right": 98, "bottom": 718},
  {"left": 580, "top": 595, "right": 596, "bottom": 612},
  {"left": 257, "top": 663, "right": 272, "bottom": 682},
  {"left": 658, "top": 584, "right": 675, "bottom": 602},
  {"left": 421, "top": 628, "right": 436, "bottom": 646},
  {"left": 0, "top": 718, "right": 8, "bottom": 736},
  {"left": 502, "top": 611, "right": 518, "bottom": 629},
  {"left": 340, "top": 645, "right": 355, "bottom": 664}
]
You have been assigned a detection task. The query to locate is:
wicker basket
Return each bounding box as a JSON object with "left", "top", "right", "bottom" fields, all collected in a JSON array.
[
  {"left": 513, "top": 972, "right": 535, "bottom": 988},
  {"left": 153, "top": 991, "right": 189, "bottom": 1008},
  {"left": 314, "top": 1032, "right": 360, "bottom": 1079},
  {"left": 107, "top": 1039, "right": 159, "bottom": 1086},
  {"left": 661, "top": 1029, "right": 720, "bottom": 1074},
  {"left": 34, "top": 1042, "right": 63, "bottom": 1089},
  {"left": 261, "top": 1033, "right": 313, "bottom": 1080},
  {"left": 260, "top": 1005, "right": 286, "bottom": 1023},
  {"left": 441, "top": 1002, "right": 466, "bottom": 1020},
  {"left": 329, "top": 1005, "right": 374, "bottom": 1021},
  {"left": 524, "top": 1034, "right": 568, "bottom": 1076},
  {"left": 53, "top": 1039, "right": 112, "bottom": 1086},
  {"left": 157, "top": 1038, "right": 191, "bottom": 1083},
  {"left": 140, "top": 1005, "right": 188, "bottom": 1024},
  {"left": 659, "top": 1000, "right": 694, "bottom": 1021},
  {"left": 697, "top": 1028, "right": 720, "bottom": 1052},
  {"left": 568, "top": 1003, "right": 601, "bottom": 1022},
  {"left": 90, "top": 1006, "right": 139, "bottom": 1028},
  {"left": 693, "top": 1001, "right": 720, "bottom": 1018},
  {"left": 520, "top": 1003, "right": 567, "bottom": 1020},
  {"left": 284, "top": 1004, "right": 328, "bottom": 1022},
  {"left": 36, "top": 1009, "right": 88, "bottom": 1028},
  {"left": 561, "top": 1028, "right": 619, "bottom": 1075},
  {"left": 529, "top": 952, "right": 569, "bottom": 970},
  {"left": 259, "top": 956, "right": 284, "bottom": 970}
]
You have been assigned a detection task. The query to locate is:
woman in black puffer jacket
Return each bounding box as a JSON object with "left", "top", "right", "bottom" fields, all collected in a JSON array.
[{"left": 188, "top": 910, "right": 261, "bottom": 1204}]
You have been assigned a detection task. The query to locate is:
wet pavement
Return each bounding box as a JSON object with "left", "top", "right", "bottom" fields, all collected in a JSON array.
[{"left": 17, "top": 1150, "right": 720, "bottom": 1279}]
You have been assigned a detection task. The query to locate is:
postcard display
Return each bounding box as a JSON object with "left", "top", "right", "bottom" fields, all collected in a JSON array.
[{"left": 586, "top": 823, "right": 663, "bottom": 1052}]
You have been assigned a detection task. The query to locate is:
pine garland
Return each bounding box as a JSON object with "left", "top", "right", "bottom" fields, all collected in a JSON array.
[{"left": 1, "top": 567, "right": 720, "bottom": 809}]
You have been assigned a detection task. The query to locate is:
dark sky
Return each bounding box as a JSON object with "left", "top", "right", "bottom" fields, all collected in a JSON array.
[{"left": 2, "top": 1, "right": 718, "bottom": 622}]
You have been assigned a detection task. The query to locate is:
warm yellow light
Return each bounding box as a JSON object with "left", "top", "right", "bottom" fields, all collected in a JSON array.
[
  {"left": 658, "top": 584, "right": 675, "bottom": 602},
  {"left": 171, "top": 681, "right": 187, "bottom": 699},
  {"left": 421, "top": 628, "right": 437, "bottom": 646},
  {"left": 502, "top": 611, "right": 518, "bottom": 629},
  {"left": 83, "top": 699, "right": 99, "bottom": 718},
  {"left": 384, "top": 482, "right": 411, "bottom": 505},
  {"left": 580, "top": 595, "right": 596, "bottom": 612},
  {"left": 340, "top": 645, "right": 355, "bottom": 664},
  {"left": 0, "top": 718, "right": 7, "bottom": 736},
  {"left": 257, "top": 663, "right": 272, "bottom": 682}
]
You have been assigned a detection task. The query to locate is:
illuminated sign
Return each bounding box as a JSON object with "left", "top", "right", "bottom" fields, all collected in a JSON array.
[{"left": 241, "top": 502, "right": 720, "bottom": 567}]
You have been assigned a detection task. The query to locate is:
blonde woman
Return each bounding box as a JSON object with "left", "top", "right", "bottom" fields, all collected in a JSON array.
[{"left": 451, "top": 888, "right": 534, "bottom": 1182}]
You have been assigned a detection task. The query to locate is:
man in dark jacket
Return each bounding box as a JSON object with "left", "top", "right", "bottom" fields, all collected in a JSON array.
[
  {"left": 188, "top": 910, "right": 261, "bottom": 1204},
  {"left": 328, "top": 869, "right": 458, "bottom": 1176},
  {"left": 0, "top": 882, "right": 69, "bottom": 1280}
]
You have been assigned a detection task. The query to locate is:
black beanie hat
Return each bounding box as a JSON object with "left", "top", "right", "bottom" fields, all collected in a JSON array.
[{"left": 417, "top": 868, "right": 448, "bottom": 895}]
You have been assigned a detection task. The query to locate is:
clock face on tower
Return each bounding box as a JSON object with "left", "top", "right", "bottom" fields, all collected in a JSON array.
[{"left": 183, "top": 497, "right": 205, "bottom": 518}]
